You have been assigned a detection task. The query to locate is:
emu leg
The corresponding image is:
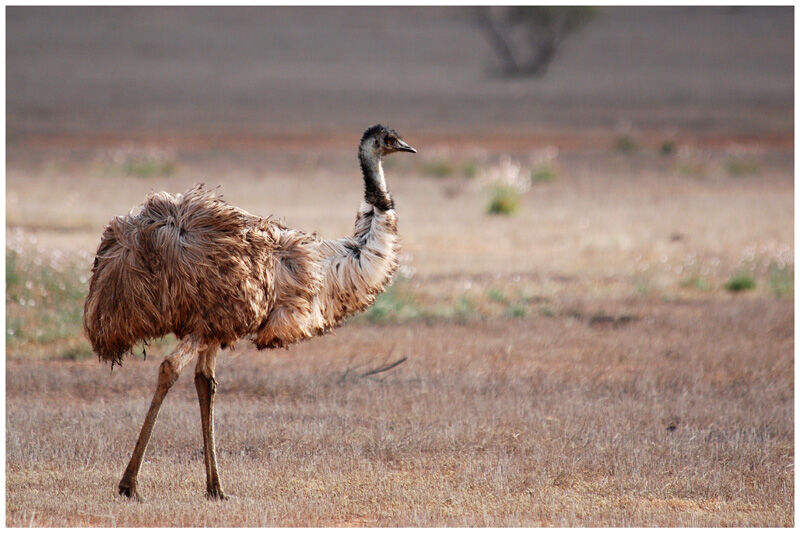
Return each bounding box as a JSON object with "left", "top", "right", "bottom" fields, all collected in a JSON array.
[
  {"left": 118, "top": 337, "right": 199, "bottom": 501},
  {"left": 195, "top": 342, "right": 227, "bottom": 500}
]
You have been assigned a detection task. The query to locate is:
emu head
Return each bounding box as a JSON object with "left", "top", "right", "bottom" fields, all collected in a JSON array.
[{"left": 360, "top": 124, "right": 417, "bottom": 157}]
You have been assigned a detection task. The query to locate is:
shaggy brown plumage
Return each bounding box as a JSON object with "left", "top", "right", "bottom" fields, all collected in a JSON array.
[
  {"left": 84, "top": 125, "right": 413, "bottom": 365},
  {"left": 84, "top": 182, "right": 404, "bottom": 365},
  {"left": 85, "top": 125, "right": 416, "bottom": 501}
]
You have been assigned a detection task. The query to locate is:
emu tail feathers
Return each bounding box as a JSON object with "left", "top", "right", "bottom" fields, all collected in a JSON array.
[{"left": 84, "top": 213, "right": 170, "bottom": 365}]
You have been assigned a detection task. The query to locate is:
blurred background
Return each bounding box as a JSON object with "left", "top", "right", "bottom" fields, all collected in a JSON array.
[{"left": 6, "top": 6, "right": 794, "bottom": 526}]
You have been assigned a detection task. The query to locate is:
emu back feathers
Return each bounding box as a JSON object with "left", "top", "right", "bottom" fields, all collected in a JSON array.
[{"left": 84, "top": 185, "right": 318, "bottom": 364}]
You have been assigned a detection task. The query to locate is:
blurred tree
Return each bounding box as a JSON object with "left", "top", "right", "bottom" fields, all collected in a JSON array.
[{"left": 475, "top": 6, "right": 597, "bottom": 78}]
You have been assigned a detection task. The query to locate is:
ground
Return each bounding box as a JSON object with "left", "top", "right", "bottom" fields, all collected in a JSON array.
[{"left": 5, "top": 6, "right": 794, "bottom": 527}]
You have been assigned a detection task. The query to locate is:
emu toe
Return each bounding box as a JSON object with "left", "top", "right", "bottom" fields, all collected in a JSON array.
[
  {"left": 205, "top": 486, "right": 228, "bottom": 501},
  {"left": 118, "top": 481, "right": 142, "bottom": 502}
]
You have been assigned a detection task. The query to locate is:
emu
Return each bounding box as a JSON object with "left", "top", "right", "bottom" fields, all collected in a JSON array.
[{"left": 84, "top": 125, "right": 416, "bottom": 500}]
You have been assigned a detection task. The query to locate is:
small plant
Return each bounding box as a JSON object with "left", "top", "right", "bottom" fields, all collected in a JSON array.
[
  {"left": 486, "top": 185, "right": 521, "bottom": 216},
  {"left": 421, "top": 160, "right": 456, "bottom": 178},
  {"left": 680, "top": 276, "right": 710, "bottom": 291},
  {"left": 462, "top": 161, "right": 479, "bottom": 179},
  {"left": 768, "top": 263, "right": 793, "bottom": 298},
  {"left": 676, "top": 161, "right": 709, "bottom": 178},
  {"left": 6, "top": 248, "right": 92, "bottom": 359},
  {"left": 506, "top": 302, "right": 527, "bottom": 318},
  {"left": 452, "top": 296, "right": 477, "bottom": 323},
  {"left": 660, "top": 140, "right": 676, "bottom": 156},
  {"left": 487, "top": 288, "right": 508, "bottom": 304},
  {"left": 362, "top": 283, "right": 420, "bottom": 323},
  {"left": 725, "top": 157, "right": 760, "bottom": 177},
  {"left": 123, "top": 157, "right": 176, "bottom": 177},
  {"left": 615, "top": 135, "right": 638, "bottom": 154},
  {"left": 725, "top": 271, "right": 756, "bottom": 292},
  {"left": 531, "top": 165, "right": 557, "bottom": 184}
]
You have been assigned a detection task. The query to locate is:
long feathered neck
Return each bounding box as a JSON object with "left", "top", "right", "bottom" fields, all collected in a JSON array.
[
  {"left": 312, "top": 144, "right": 400, "bottom": 327},
  {"left": 359, "top": 138, "right": 394, "bottom": 211}
]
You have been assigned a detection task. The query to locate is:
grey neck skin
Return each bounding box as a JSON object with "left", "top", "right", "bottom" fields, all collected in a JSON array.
[{"left": 358, "top": 140, "right": 393, "bottom": 211}]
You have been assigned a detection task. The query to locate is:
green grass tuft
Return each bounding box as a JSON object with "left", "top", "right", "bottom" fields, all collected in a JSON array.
[
  {"left": 768, "top": 264, "right": 793, "bottom": 298},
  {"left": 486, "top": 186, "right": 521, "bottom": 216},
  {"left": 660, "top": 140, "right": 676, "bottom": 156},
  {"left": 724, "top": 271, "right": 756, "bottom": 292},
  {"left": 487, "top": 288, "right": 508, "bottom": 304},
  {"left": 462, "top": 161, "right": 479, "bottom": 179},
  {"left": 725, "top": 157, "right": 760, "bottom": 177},
  {"left": 531, "top": 166, "right": 557, "bottom": 184},
  {"left": 615, "top": 135, "right": 638, "bottom": 154},
  {"left": 680, "top": 276, "right": 710, "bottom": 291},
  {"left": 506, "top": 303, "right": 528, "bottom": 318},
  {"left": 421, "top": 160, "right": 456, "bottom": 178},
  {"left": 361, "top": 283, "right": 421, "bottom": 323},
  {"left": 122, "top": 157, "right": 177, "bottom": 177},
  {"left": 6, "top": 249, "right": 92, "bottom": 359}
]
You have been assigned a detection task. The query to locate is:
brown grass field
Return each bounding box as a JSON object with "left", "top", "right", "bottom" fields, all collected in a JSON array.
[
  {"left": 5, "top": 6, "right": 794, "bottom": 527},
  {"left": 5, "top": 140, "right": 794, "bottom": 527}
]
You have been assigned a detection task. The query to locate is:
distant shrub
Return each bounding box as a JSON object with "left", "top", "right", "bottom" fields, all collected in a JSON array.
[
  {"left": 421, "top": 160, "right": 456, "bottom": 178},
  {"left": 615, "top": 135, "right": 638, "bottom": 154},
  {"left": 487, "top": 288, "right": 508, "bottom": 303},
  {"left": 660, "top": 140, "right": 676, "bottom": 156},
  {"left": 725, "top": 157, "right": 760, "bottom": 177},
  {"left": 474, "top": 6, "right": 597, "bottom": 78},
  {"left": 531, "top": 165, "right": 557, "bottom": 183},
  {"left": 680, "top": 276, "right": 710, "bottom": 291},
  {"left": 462, "top": 161, "right": 479, "bottom": 179},
  {"left": 452, "top": 296, "right": 477, "bottom": 323},
  {"left": 362, "top": 283, "right": 420, "bottom": 323},
  {"left": 123, "top": 157, "right": 176, "bottom": 177},
  {"left": 676, "top": 161, "right": 709, "bottom": 178},
  {"left": 768, "top": 264, "right": 793, "bottom": 298},
  {"left": 725, "top": 272, "right": 756, "bottom": 292},
  {"left": 506, "top": 303, "right": 527, "bottom": 318},
  {"left": 486, "top": 185, "right": 521, "bottom": 215},
  {"left": 6, "top": 248, "right": 92, "bottom": 359}
]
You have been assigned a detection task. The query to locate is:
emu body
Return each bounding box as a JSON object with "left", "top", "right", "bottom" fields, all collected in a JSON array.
[{"left": 84, "top": 125, "right": 415, "bottom": 500}]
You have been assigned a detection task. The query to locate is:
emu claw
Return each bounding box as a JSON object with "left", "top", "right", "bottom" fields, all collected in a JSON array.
[
  {"left": 118, "top": 482, "right": 143, "bottom": 502},
  {"left": 205, "top": 487, "right": 228, "bottom": 501}
]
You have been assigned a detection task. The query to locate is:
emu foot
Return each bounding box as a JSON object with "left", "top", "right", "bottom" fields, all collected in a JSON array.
[
  {"left": 118, "top": 479, "right": 142, "bottom": 502},
  {"left": 205, "top": 486, "right": 228, "bottom": 501}
]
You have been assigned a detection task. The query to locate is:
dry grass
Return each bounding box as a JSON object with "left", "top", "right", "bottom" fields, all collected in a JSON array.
[
  {"left": 6, "top": 297, "right": 793, "bottom": 526},
  {"left": 5, "top": 141, "right": 793, "bottom": 526}
]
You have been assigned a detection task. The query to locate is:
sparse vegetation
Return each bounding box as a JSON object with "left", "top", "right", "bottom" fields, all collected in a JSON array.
[
  {"left": 361, "top": 282, "right": 422, "bottom": 323},
  {"left": 725, "top": 157, "right": 760, "bottom": 177},
  {"left": 122, "top": 156, "right": 177, "bottom": 177},
  {"left": 7, "top": 296, "right": 792, "bottom": 526},
  {"left": 531, "top": 165, "right": 557, "bottom": 184},
  {"left": 768, "top": 263, "right": 793, "bottom": 298},
  {"left": 109, "top": 146, "right": 177, "bottom": 177},
  {"left": 486, "top": 185, "right": 521, "bottom": 215},
  {"left": 676, "top": 161, "right": 709, "bottom": 178},
  {"left": 725, "top": 271, "right": 756, "bottom": 292},
  {"left": 421, "top": 159, "right": 456, "bottom": 178},
  {"left": 660, "top": 140, "right": 676, "bottom": 156},
  {"left": 462, "top": 161, "right": 479, "bottom": 179},
  {"left": 6, "top": 248, "right": 92, "bottom": 359},
  {"left": 680, "top": 275, "right": 710, "bottom": 291},
  {"left": 615, "top": 134, "right": 638, "bottom": 154}
]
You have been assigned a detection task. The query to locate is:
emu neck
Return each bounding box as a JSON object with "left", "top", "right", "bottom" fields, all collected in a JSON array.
[{"left": 359, "top": 142, "right": 393, "bottom": 211}]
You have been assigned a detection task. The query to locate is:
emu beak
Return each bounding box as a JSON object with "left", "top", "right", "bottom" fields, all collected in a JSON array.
[{"left": 396, "top": 140, "right": 417, "bottom": 153}]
